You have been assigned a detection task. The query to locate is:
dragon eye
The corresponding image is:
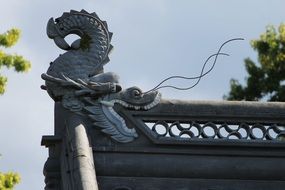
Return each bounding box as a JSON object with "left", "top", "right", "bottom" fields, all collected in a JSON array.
[
  {"left": 132, "top": 89, "right": 141, "bottom": 97},
  {"left": 133, "top": 90, "right": 140, "bottom": 96}
]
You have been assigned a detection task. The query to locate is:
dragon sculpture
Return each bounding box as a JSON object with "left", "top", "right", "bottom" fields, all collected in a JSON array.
[{"left": 41, "top": 10, "right": 161, "bottom": 143}]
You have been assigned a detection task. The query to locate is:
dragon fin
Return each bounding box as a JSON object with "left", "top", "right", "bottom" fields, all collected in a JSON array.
[
  {"left": 108, "top": 44, "right": 114, "bottom": 54},
  {"left": 80, "top": 9, "right": 89, "bottom": 14},
  {"left": 102, "top": 21, "right": 108, "bottom": 30},
  {"left": 91, "top": 12, "right": 99, "bottom": 18},
  {"left": 84, "top": 103, "right": 138, "bottom": 143},
  {"left": 109, "top": 32, "right": 113, "bottom": 40},
  {"left": 70, "top": 10, "right": 79, "bottom": 14}
]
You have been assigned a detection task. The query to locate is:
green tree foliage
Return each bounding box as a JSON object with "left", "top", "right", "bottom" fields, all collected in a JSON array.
[
  {"left": 0, "top": 28, "right": 29, "bottom": 189},
  {"left": 0, "top": 28, "right": 31, "bottom": 94},
  {"left": 0, "top": 172, "right": 20, "bottom": 190},
  {"left": 225, "top": 24, "right": 285, "bottom": 101}
]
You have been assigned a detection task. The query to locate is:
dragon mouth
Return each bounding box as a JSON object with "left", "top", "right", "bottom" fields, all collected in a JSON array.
[
  {"left": 47, "top": 18, "right": 71, "bottom": 50},
  {"left": 116, "top": 92, "right": 161, "bottom": 110},
  {"left": 102, "top": 92, "right": 161, "bottom": 110}
]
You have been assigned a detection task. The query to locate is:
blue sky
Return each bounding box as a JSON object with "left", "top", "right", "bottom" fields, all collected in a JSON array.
[{"left": 0, "top": 0, "right": 285, "bottom": 189}]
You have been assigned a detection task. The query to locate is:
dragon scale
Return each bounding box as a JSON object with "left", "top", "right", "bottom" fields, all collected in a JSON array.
[{"left": 45, "top": 10, "right": 113, "bottom": 99}]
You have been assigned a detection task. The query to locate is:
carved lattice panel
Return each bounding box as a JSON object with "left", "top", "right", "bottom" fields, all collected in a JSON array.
[{"left": 145, "top": 121, "right": 285, "bottom": 141}]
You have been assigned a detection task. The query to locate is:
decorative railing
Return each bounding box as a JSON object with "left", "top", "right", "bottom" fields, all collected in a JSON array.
[
  {"left": 146, "top": 121, "right": 285, "bottom": 140},
  {"left": 120, "top": 99, "right": 285, "bottom": 145}
]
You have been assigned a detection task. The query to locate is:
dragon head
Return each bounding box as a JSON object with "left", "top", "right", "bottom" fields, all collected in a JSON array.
[
  {"left": 83, "top": 86, "right": 161, "bottom": 143},
  {"left": 46, "top": 17, "right": 73, "bottom": 50},
  {"left": 46, "top": 9, "right": 112, "bottom": 52},
  {"left": 103, "top": 86, "right": 161, "bottom": 110}
]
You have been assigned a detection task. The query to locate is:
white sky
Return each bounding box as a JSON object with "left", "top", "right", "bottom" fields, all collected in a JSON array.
[{"left": 0, "top": 0, "right": 284, "bottom": 189}]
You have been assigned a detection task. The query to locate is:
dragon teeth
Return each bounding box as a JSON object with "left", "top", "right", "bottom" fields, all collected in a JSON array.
[{"left": 110, "top": 92, "right": 161, "bottom": 110}]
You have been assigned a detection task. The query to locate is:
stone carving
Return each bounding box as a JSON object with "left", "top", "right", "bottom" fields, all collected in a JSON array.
[
  {"left": 84, "top": 87, "right": 161, "bottom": 142},
  {"left": 147, "top": 120, "right": 285, "bottom": 140},
  {"left": 41, "top": 10, "right": 161, "bottom": 190},
  {"left": 43, "top": 9, "right": 116, "bottom": 104},
  {"left": 41, "top": 9, "right": 160, "bottom": 143}
]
